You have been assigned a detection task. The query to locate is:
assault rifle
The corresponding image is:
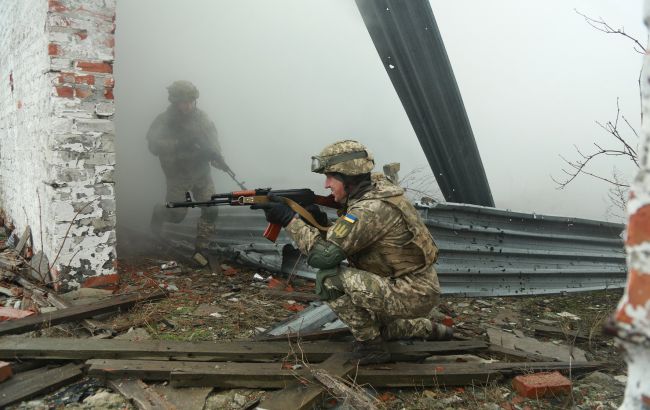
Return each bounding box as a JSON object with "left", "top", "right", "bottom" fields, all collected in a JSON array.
[{"left": 167, "top": 188, "right": 340, "bottom": 242}]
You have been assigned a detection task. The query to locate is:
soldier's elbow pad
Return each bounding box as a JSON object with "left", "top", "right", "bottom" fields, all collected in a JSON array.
[{"left": 307, "top": 240, "right": 346, "bottom": 269}]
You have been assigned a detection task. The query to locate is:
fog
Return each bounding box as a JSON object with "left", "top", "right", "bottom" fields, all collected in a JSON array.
[{"left": 114, "top": 0, "right": 644, "bottom": 234}]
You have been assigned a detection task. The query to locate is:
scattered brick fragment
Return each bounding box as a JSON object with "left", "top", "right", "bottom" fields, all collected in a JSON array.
[
  {"left": 0, "top": 361, "right": 13, "bottom": 383},
  {"left": 512, "top": 371, "right": 572, "bottom": 398},
  {"left": 0, "top": 307, "right": 35, "bottom": 321}
]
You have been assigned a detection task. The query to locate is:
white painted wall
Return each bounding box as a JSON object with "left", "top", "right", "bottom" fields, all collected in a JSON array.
[{"left": 0, "top": 0, "right": 117, "bottom": 289}]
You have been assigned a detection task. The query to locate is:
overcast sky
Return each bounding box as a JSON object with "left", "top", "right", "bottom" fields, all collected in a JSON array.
[{"left": 114, "top": 0, "right": 645, "bottom": 230}]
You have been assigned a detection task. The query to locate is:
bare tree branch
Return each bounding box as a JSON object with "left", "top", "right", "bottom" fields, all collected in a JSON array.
[{"left": 575, "top": 9, "right": 647, "bottom": 54}]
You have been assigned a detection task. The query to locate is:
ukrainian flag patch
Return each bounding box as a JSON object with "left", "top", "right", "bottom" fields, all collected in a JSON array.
[
  {"left": 330, "top": 213, "right": 358, "bottom": 239},
  {"left": 342, "top": 214, "right": 358, "bottom": 224}
]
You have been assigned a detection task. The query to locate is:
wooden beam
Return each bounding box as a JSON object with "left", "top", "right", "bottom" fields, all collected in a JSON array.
[
  {"left": 0, "top": 363, "right": 83, "bottom": 408},
  {"left": 533, "top": 325, "right": 602, "bottom": 343},
  {"left": 15, "top": 275, "right": 108, "bottom": 336},
  {"left": 86, "top": 358, "right": 605, "bottom": 389},
  {"left": 0, "top": 291, "right": 166, "bottom": 336},
  {"left": 256, "top": 327, "right": 350, "bottom": 342},
  {"left": 107, "top": 379, "right": 177, "bottom": 410},
  {"left": 258, "top": 353, "right": 355, "bottom": 410},
  {"left": 486, "top": 344, "right": 557, "bottom": 362},
  {"left": 0, "top": 337, "right": 486, "bottom": 362},
  {"left": 263, "top": 289, "right": 320, "bottom": 303}
]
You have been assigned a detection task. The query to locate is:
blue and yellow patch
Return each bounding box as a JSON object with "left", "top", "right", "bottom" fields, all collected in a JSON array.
[
  {"left": 342, "top": 214, "right": 358, "bottom": 224},
  {"left": 330, "top": 213, "right": 359, "bottom": 239}
]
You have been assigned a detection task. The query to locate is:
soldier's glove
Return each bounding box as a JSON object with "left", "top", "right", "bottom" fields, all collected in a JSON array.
[
  {"left": 250, "top": 196, "right": 295, "bottom": 227},
  {"left": 302, "top": 204, "right": 329, "bottom": 227},
  {"left": 315, "top": 268, "right": 344, "bottom": 301}
]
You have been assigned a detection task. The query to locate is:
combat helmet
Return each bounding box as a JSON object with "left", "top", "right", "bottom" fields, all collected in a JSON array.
[
  {"left": 311, "top": 140, "right": 374, "bottom": 175},
  {"left": 167, "top": 80, "right": 199, "bottom": 103}
]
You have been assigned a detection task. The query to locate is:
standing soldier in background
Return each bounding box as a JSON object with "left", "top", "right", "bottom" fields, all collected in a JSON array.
[
  {"left": 253, "top": 140, "right": 452, "bottom": 364},
  {"left": 147, "top": 80, "right": 226, "bottom": 266}
]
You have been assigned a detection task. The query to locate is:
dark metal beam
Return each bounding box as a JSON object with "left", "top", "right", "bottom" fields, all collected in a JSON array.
[{"left": 355, "top": 0, "right": 494, "bottom": 206}]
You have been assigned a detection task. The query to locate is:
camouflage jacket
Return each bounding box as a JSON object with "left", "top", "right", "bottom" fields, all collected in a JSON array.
[
  {"left": 286, "top": 174, "right": 439, "bottom": 277},
  {"left": 146, "top": 107, "right": 224, "bottom": 179}
]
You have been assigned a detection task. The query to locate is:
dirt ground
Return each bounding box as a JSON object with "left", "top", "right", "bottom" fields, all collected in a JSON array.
[{"left": 8, "top": 253, "right": 628, "bottom": 410}]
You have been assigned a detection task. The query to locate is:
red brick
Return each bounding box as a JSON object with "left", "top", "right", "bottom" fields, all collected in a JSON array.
[
  {"left": 75, "top": 87, "right": 92, "bottom": 99},
  {"left": 75, "top": 30, "right": 88, "bottom": 40},
  {"left": 82, "top": 273, "right": 120, "bottom": 290},
  {"left": 616, "top": 268, "right": 650, "bottom": 325},
  {"left": 76, "top": 61, "right": 113, "bottom": 74},
  {"left": 48, "top": 0, "right": 66, "bottom": 12},
  {"left": 55, "top": 86, "right": 74, "bottom": 98},
  {"left": 103, "top": 76, "right": 114, "bottom": 88},
  {"left": 0, "top": 307, "right": 35, "bottom": 321},
  {"left": 512, "top": 371, "right": 572, "bottom": 398},
  {"left": 628, "top": 204, "right": 650, "bottom": 245},
  {"left": 0, "top": 362, "right": 12, "bottom": 383},
  {"left": 48, "top": 43, "right": 60, "bottom": 56},
  {"left": 75, "top": 74, "right": 95, "bottom": 85},
  {"left": 104, "top": 88, "right": 114, "bottom": 100},
  {"left": 58, "top": 72, "right": 75, "bottom": 85}
]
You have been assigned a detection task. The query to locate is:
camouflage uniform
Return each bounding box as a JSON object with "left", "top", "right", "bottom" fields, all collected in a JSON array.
[
  {"left": 286, "top": 173, "right": 442, "bottom": 341},
  {"left": 147, "top": 88, "right": 224, "bottom": 249}
]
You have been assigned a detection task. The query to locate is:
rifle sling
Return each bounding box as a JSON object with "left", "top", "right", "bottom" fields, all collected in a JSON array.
[{"left": 255, "top": 196, "right": 330, "bottom": 232}]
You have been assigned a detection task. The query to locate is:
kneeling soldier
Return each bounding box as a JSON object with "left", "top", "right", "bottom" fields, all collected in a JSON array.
[{"left": 254, "top": 140, "right": 452, "bottom": 364}]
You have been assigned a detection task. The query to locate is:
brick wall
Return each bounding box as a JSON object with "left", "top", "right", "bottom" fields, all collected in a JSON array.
[{"left": 0, "top": 0, "right": 117, "bottom": 290}]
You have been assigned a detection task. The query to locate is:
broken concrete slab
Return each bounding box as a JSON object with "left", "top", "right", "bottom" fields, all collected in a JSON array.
[{"left": 487, "top": 327, "right": 587, "bottom": 362}]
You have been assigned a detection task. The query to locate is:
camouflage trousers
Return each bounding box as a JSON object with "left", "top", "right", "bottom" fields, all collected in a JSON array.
[
  {"left": 325, "top": 265, "right": 441, "bottom": 341},
  {"left": 150, "top": 174, "right": 218, "bottom": 249}
]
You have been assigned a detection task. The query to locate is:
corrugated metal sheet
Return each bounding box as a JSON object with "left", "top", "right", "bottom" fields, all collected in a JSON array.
[
  {"left": 163, "top": 203, "right": 626, "bottom": 297},
  {"left": 355, "top": 0, "right": 494, "bottom": 206}
]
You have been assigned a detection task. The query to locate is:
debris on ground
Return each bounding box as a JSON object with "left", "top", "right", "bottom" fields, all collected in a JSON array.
[{"left": 0, "top": 226, "right": 628, "bottom": 409}]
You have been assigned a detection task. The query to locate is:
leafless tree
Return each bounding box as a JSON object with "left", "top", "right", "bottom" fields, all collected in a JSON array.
[
  {"left": 553, "top": 11, "right": 646, "bottom": 214},
  {"left": 398, "top": 166, "right": 444, "bottom": 203}
]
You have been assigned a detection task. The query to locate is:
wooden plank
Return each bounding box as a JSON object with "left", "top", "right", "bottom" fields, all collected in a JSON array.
[
  {"left": 0, "top": 363, "right": 83, "bottom": 408},
  {"left": 533, "top": 325, "right": 603, "bottom": 343},
  {"left": 0, "top": 337, "right": 487, "bottom": 362},
  {"left": 256, "top": 327, "right": 350, "bottom": 342},
  {"left": 486, "top": 344, "right": 557, "bottom": 362},
  {"left": 87, "top": 359, "right": 605, "bottom": 388},
  {"left": 16, "top": 275, "right": 107, "bottom": 335},
  {"left": 263, "top": 289, "right": 320, "bottom": 302},
  {"left": 258, "top": 353, "right": 355, "bottom": 410},
  {"left": 354, "top": 361, "right": 604, "bottom": 388},
  {"left": 0, "top": 290, "right": 166, "bottom": 336},
  {"left": 107, "top": 379, "right": 177, "bottom": 410},
  {"left": 312, "top": 367, "right": 380, "bottom": 410}
]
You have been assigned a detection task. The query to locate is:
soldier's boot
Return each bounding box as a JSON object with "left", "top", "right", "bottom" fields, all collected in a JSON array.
[
  {"left": 427, "top": 322, "right": 454, "bottom": 341},
  {"left": 350, "top": 336, "right": 391, "bottom": 365}
]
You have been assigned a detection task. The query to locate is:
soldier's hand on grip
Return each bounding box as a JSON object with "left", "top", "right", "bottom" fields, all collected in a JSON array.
[
  {"left": 250, "top": 196, "right": 295, "bottom": 227},
  {"left": 302, "top": 204, "right": 329, "bottom": 227}
]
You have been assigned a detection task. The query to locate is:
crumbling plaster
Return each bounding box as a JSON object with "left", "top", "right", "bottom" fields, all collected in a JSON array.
[{"left": 0, "top": 0, "right": 117, "bottom": 290}]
